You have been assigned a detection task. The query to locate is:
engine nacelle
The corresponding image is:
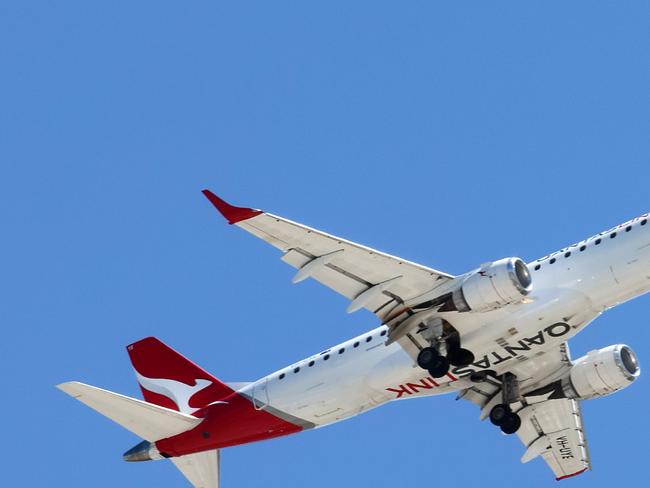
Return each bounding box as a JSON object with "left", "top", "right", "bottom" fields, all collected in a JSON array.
[
  {"left": 567, "top": 345, "right": 640, "bottom": 400},
  {"left": 450, "top": 257, "right": 532, "bottom": 312}
]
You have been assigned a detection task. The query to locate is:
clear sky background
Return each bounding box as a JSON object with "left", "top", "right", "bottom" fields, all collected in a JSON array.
[{"left": 2, "top": 2, "right": 649, "bottom": 486}]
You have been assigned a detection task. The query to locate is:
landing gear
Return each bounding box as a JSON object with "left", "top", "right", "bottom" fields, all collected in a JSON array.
[
  {"left": 427, "top": 356, "right": 450, "bottom": 378},
  {"left": 499, "top": 412, "right": 522, "bottom": 435},
  {"left": 488, "top": 403, "right": 521, "bottom": 434},
  {"left": 417, "top": 347, "right": 450, "bottom": 378},
  {"left": 415, "top": 318, "right": 474, "bottom": 376},
  {"left": 447, "top": 347, "right": 475, "bottom": 367},
  {"left": 488, "top": 373, "right": 522, "bottom": 435},
  {"left": 417, "top": 347, "right": 438, "bottom": 369},
  {"left": 489, "top": 404, "right": 510, "bottom": 426}
]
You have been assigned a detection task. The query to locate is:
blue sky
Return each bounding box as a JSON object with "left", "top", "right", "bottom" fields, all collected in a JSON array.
[{"left": 2, "top": 1, "right": 649, "bottom": 486}]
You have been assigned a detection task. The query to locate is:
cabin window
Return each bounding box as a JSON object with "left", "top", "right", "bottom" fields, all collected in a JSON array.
[
  {"left": 580, "top": 245, "right": 586, "bottom": 251},
  {"left": 366, "top": 336, "right": 372, "bottom": 343},
  {"left": 595, "top": 238, "right": 602, "bottom": 245},
  {"left": 380, "top": 330, "right": 387, "bottom": 336},
  {"left": 642, "top": 219, "right": 647, "bottom": 226},
  {"left": 279, "top": 373, "right": 285, "bottom": 380},
  {"left": 626, "top": 226, "right": 632, "bottom": 232},
  {"left": 294, "top": 367, "right": 300, "bottom": 373},
  {"left": 564, "top": 252, "right": 571, "bottom": 258},
  {"left": 353, "top": 342, "right": 360, "bottom": 348},
  {"left": 338, "top": 348, "right": 345, "bottom": 354},
  {"left": 308, "top": 360, "right": 315, "bottom": 367},
  {"left": 549, "top": 258, "right": 556, "bottom": 264},
  {"left": 534, "top": 264, "right": 541, "bottom": 270},
  {"left": 610, "top": 232, "right": 617, "bottom": 239},
  {"left": 323, "top": 354, "right": 330, "bottom": 360}
]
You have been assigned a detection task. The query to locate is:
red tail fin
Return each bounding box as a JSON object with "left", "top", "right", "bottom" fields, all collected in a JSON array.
[{"left": 127, "top": 337, "right": 235, "bottom": 415}]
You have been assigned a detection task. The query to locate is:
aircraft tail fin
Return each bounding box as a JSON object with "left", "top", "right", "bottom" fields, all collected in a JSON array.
[
  {"left": 127, "top": 337, "right": 235, "bottom": 414},
  {"left": 56, "top": 381, "right": 201, "bottom": 442}
]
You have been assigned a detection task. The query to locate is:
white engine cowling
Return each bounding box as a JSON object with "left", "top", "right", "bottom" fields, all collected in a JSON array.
[
  {"left": 451, "top": 257, "right": 532, "bottom": 312},
  {"left": 568, "top": 344, "right": 640, "bottom": 400}
]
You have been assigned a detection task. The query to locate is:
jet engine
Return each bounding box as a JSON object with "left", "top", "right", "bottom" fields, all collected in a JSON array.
[
  {"left": 567, "top": 345, "right": 640, "bottom": 400},
  {"left": 446, "top": 257, "right": 532, "bottom": 312}
]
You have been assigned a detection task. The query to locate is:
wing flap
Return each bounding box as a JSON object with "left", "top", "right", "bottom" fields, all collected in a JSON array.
[{"left": 517, "top": 398, "right": 591, "bottom": 480}]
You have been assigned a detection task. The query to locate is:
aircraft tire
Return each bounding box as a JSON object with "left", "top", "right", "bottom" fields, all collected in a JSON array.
[
  {"left": 447, "top": 347, "right": 475, "bottom": 367},
  {"left": 427, "top": 356, "right": 450, "bottom": 378},
  {"left": 489, "top": 404, "right": 511, "bottom": 426},
  {"left": 417, "top": 347, "right": 440, "bottom": 369},
  {"left": 499, "top": 412, "right": 522, "bottom": 435}
]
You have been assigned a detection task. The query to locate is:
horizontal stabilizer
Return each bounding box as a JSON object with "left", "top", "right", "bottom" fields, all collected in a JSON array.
[
  {"left": 57, "top": 381, "right": 201, "bottom": 441},
  {"left": 172, "top": 449, "right": 220, "bottom": 488}
]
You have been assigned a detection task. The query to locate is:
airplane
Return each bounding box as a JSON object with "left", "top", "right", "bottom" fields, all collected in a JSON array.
[{"left": 58, "top": 189, "right": 646, "bottom": 487}]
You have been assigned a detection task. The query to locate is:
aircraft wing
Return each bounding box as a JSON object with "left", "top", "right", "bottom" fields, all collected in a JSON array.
[
  {"left": 516, "top": 396, "right": 591, "bottom": 480},
  {"left": 203, "top": 190, "right": 454, "bottom": 320},
  {"left": 458, "top": 343, "right": 591, "bottom": 480}
]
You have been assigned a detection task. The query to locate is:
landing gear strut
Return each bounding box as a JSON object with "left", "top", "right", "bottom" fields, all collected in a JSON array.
[
  {"left": 416, "top": 318, "right": 474, "bottom": 377},
  {"left": 489, "top": 372, "right": 522, "bottom": 435}
]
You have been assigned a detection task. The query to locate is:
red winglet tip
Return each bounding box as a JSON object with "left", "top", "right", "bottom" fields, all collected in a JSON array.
[
  {"left": 556, "top": 467, "right": 589, "bottom": 481},
  {"left": 201, "top": 189, "right": 262, "bottom": 224}
]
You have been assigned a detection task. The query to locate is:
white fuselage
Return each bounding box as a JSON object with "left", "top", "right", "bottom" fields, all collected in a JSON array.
[{"left": 241, "top": 214, "right": 650, "bottom": 428}]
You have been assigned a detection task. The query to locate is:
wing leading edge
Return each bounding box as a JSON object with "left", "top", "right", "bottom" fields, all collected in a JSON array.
[{"left": 202, "top": 190, "right": 454, "bottom": 320}]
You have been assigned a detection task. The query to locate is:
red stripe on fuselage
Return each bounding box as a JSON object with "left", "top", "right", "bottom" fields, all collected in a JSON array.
[{"left": 155, "top": 390, "right": 304, "bottom": 457}]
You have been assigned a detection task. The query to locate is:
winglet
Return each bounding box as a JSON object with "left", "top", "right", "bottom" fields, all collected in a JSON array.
[{"left": 202, "top": 190, "right": 263, "bottom": 225}]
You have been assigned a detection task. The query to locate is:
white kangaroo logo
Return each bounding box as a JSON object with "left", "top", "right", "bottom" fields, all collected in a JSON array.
[{"left": 135, "top": 370, "right": 212, "bottom": 414}]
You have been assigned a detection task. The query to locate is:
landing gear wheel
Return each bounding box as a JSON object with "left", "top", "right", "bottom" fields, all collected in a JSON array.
[
  {"left": 489, "top": 404, "right": 511, "bottom": 426},
  {"left": 499, "top": 412, "right": 521, "bottom": 435},
  {"left": 417, "top": 347, "right": 440, "bottom": 370},
  {"left": 447, "top": 347, "right": 475, "bottom": 367},
  {"left": 427, "top": 356, "right": 450, "bottom": 378}
]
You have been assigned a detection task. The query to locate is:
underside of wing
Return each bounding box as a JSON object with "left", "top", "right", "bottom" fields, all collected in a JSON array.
[
  {"left": 517, "top": 397, "right": 591, "bottom": 480},
  {"left": 458, "top": 343, "right": 591, "bottom": 480},
  {"left": 203, "top": 190, "right": 454, "bottom": 320}
]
